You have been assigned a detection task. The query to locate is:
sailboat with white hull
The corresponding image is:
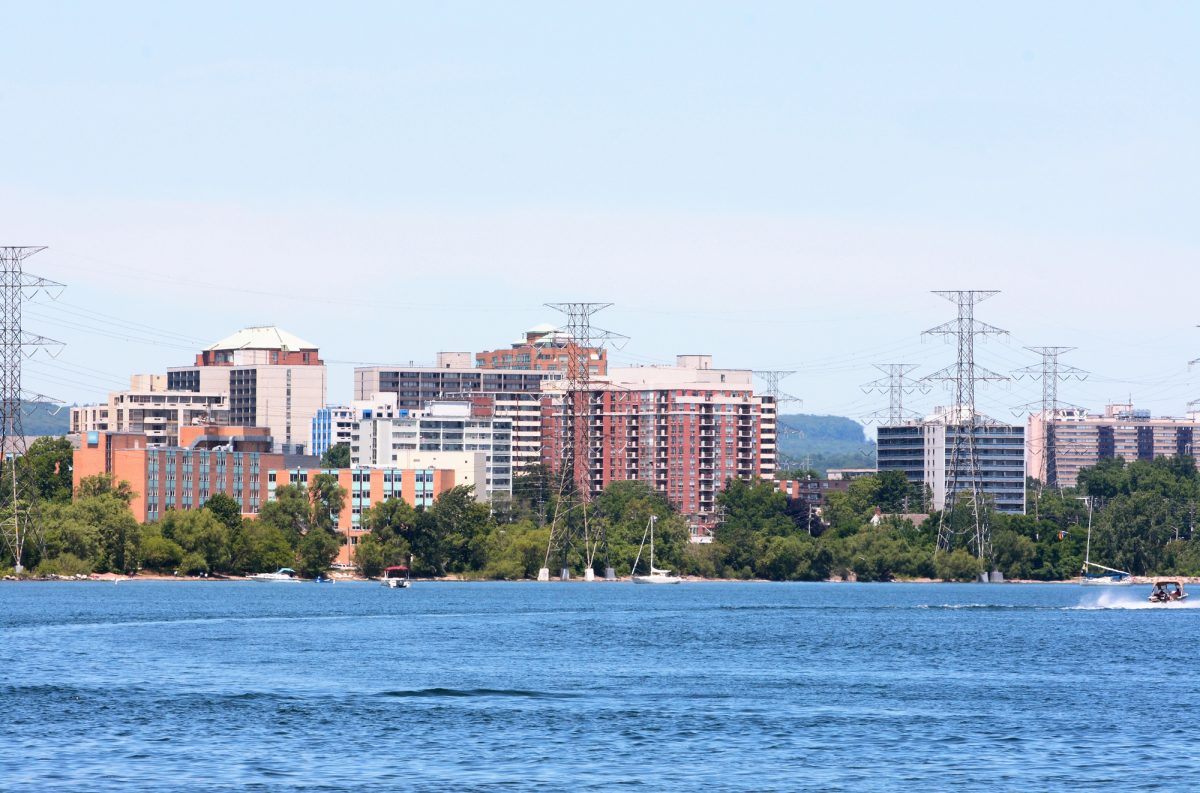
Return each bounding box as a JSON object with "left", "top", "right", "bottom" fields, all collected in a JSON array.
[
  {"left": 1079, "top": 497, "right": 1132, "bottom": 586},
  {"left": 632, "top": 515, "right": 682, "bottom": 584}
]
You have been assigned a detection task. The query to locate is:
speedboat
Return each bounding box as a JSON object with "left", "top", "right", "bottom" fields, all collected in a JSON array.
[
  {"left": 248, "top": 568, "right": 301, "bottom": 582},
  {"left": 381, "top": 565, "right": 411, "bottom": 589},
  {"left": 1149, "top": 580, "right": 1187, "bottom": 603}
]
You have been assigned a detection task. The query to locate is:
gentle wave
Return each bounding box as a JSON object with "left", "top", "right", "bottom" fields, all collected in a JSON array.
[{"left": 378, "top": 687, "right": 579, "bottom": 700}]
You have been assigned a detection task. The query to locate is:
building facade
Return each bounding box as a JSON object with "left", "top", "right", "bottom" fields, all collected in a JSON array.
[
  {"left": 539, "top": 355, "right": 776, "bottom": 532},
  {"left": 70, "top": 376, "right": 229, "bottom": 448},
  {"left": 73, "top": 425, "right": 460, "bottom": 567},
  {"left": 1026, "top": 403, "right": 1200, "bottom": 488},
  {"left": 268, "top": 466, "right": 458, "bottom": 565},
  {"left": 474, "top": 324, "right": 607, "bottom": 375},
  {"left": 350, "top": 401, "right": 512, "bottom": 499},
  {"left": 355, "top": 352, "right": 551, "bottom": 470},
  {"left": 168, "top": 326, "right": 326, "bottom": 454},
  {"left": 73, "top": 425, "right": 283, "bottom": 523},
  {"left": 877, "top": 410, "right": 1025, "bottom": 514}
]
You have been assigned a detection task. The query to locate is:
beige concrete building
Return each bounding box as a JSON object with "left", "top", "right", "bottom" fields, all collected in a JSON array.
[
  {"left": 70, "top": 376, "right": 229, "bottom": 448},
  {"left": 167, "top": 326, "right": 327, "bottom": 454},
  {"left": 1026, "top": 403, "right": 1200, "bottom": 488}
]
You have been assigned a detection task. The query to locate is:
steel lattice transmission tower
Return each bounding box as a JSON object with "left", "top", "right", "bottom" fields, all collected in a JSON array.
[
  {"left": 860, "top": 364, "right": 928, "bottom": 426},
  {"left": 0, "top": 246, "right": 65, "bottom": 573},
  {"left": 539, "top": 302, "right": 626, "bottom": 582},
  {"left": 921, "top": 290, "right": 1008, "bottom": 561},
  {"left": 755, "top": 370, "right": 803, "bottom": 470},
  {"left": 1188, "top": 328, "right": 1200, "bottom": 413},
  {"left": 1013, "top": 347, "right": 1088, "bottom": 488}
]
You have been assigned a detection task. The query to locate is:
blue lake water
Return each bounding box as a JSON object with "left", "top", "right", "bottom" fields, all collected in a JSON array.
[{"left": 2, "top": 581, "right": 1196, "bottom": 791}]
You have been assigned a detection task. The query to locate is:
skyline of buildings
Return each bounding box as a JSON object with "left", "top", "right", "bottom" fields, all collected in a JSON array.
[{"left": 62, "top": 316, "right": 1200, "bottom": 548}]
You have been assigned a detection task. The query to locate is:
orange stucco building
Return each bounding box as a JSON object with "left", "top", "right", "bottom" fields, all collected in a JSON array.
[{"left": 74, "top": 426, "right": 460, "bottom": 567}]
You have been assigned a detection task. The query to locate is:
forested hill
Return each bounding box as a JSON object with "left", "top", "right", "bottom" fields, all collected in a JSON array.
[
  {"left": 776, "top": 414, "right": 876, "bottom": 475},
  {"left": 21, "top": 402, "right": 72, "bottom": 436}
]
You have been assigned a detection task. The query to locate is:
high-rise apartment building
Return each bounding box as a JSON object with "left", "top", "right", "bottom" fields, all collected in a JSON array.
[
  {"left": 168, "top": 326, "right": 326, "bottom": 454},
  {"left": 350, "top": 401, "right": 513, "bottom": 500},
  {"left": 356, "top": 352, "right": 552, "bottom": 470},
  {"left": 539, "top": 355, "right": 776, "bottom": 532},
  {"left": 877, "top": 408, "right": 1025, "bottom": 514},
  {"left": 1026, "top": 403, "right": 1200, "bottom": 488}
]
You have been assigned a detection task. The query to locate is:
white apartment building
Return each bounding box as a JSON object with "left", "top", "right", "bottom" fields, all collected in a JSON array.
[{"left": 350, "top": 401, "right": 513, "bottom": 499}]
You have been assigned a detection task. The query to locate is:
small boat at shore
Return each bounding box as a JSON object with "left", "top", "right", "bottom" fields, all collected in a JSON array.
[
  {"left": 382, "top": 565, "right": 411, "bottom": 589},
  {"left": 248, "top": 568, "right": 302, "bottom": 582},
  {"left": 1079, "top": 500, "right": 1132, "bottom": 586},
  {"left": 1149, "top": 580, "right": 1187, "bottom": 604},
  {"left": 632, "top": 515, "right": 681, "bottom": 585}
]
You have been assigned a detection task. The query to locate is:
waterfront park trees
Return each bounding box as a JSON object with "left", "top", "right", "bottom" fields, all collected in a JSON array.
[{"left": 10, "top": 435, "right": 1200, "bottom": 581}]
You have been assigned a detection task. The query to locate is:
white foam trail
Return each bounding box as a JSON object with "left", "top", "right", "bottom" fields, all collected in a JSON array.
[{"left": 1072, "top": 589, "right": 1200, "bottom": 610}]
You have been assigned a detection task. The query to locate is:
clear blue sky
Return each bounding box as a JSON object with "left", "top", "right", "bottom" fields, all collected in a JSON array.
[{"left": 2, "top": 2, "right": 1197, "bottom": 424}]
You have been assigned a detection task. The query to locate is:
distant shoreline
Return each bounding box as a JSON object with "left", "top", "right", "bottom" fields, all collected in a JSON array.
[{"left": 8, "top": 572, "right": 1199, "bottom": 585}]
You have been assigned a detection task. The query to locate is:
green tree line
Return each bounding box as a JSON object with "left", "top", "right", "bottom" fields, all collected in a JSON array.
[{"left": 8, "top": 437, "right": 1200, "bottom": 581}]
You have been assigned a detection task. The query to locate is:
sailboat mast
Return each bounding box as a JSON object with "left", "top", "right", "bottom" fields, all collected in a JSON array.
[
  {"left": 1084, "top": 498, "right": 1093, "bottom": 572},
  {"left": 650, "top": 515, "right": 655, "bottom": 571}
]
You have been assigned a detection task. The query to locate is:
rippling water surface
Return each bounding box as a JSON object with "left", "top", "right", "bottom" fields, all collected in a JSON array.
[{"left": 2, "top": 581, "right": 1196, "bottom": 790}]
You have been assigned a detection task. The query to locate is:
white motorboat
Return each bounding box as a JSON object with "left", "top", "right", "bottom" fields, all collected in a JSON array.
[
  {"left": 381, "top": 564, "right": 411, "bottom": 589},
  {"left": 248, "top": 567, "right": 302, "bottom": 582},
  {"left": 632, "top": 516, "right": 681, "bottom": 585}
]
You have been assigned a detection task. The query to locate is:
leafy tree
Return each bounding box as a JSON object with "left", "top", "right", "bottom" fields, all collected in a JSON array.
[
  {"left": 477, "top": 520, "right": 550, "bottom": 579},
  {"left": 359, "top": 496, "right": 418, "bottom": 573},
  {"left": 76, "top": 473, "right": 137, "bottom": 505},
  {"left": 307, "top": 473, "right": 346, "bottom": 532},
  {"left": 20, "top": 437, "right": 74, "bottom": 504},
  {"left": 258, "top": 484, "right": 311, "bottom": 542},
  {"left": 232, "top": 521, "right": 295, "bottom": 573},
  {"left": 592, "top": 481, "right": 688, "bottom": 576},
  {"left": 298, "top": 528, "right": 340, "bottom": 578},
  {"left": 511, "top": 463, "right": 555, "bottom": 524},
  {"left": 160, "top": 509, "right": 231, "bottom": 573},
  {"left": 424, "top": 486, "right": 493, "bottom": 575},
  {"left": 140, "top": 525, "right": 185, "bottom": 573},
  {"left": 715, "top": 478, "right": 793, "bottom": 575},
  {"left": 352, "top": 534, "right": 388, "bottom": 579},
  {"left": 320, "top": 443, "right": 350, "bottom": 469},
  {"left": 179, "top": 551, "right": 209, "bottom": 576},
  {"left": 203, "top": 494, "right": 243, "bottom": 534},
  {"left": 67, "top": 492, "right": 141, "bottom": 573}
]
